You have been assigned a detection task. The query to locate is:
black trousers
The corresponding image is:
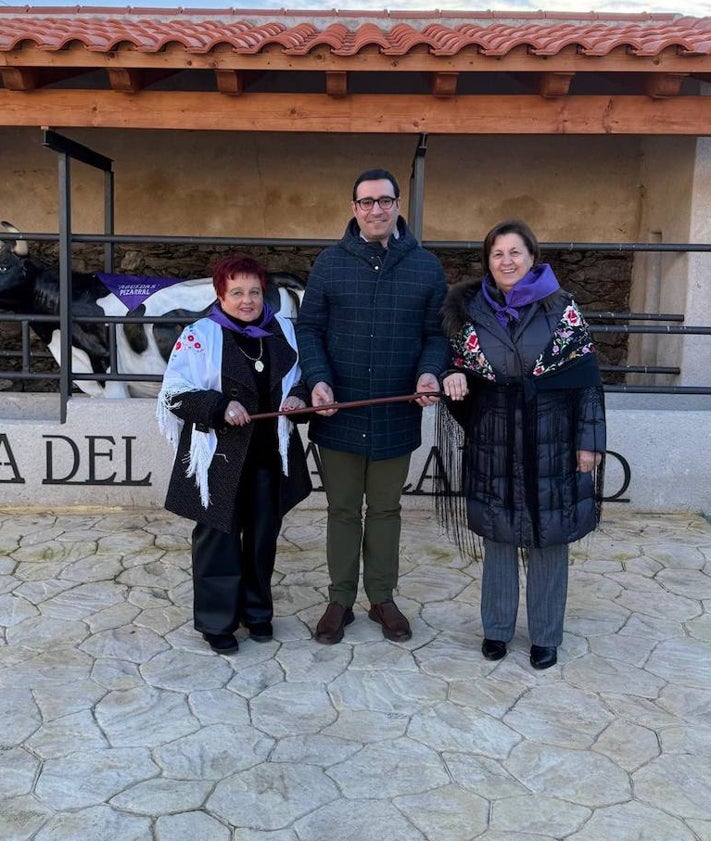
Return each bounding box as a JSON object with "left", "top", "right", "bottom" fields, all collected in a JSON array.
[{"left": 191, "top": 464, "right": 281, "bottom": 634}]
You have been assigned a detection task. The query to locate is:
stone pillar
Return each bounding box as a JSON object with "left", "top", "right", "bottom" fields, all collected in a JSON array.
[{"left": 629, "top": 128, "right": 711, "bottom": 388}]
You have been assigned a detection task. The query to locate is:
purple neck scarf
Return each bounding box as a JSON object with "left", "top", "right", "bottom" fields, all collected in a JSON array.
[
  {"left": 482, "top": 263, "right": 560, "bottom": 329},
  {"left": 208, "top": 301, "right": 276, "bottom": 337}
]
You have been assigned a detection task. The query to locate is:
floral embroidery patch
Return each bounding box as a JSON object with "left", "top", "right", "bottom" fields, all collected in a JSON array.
[
  {"left": 171, "top": 332, "right": 203, "bottom": 355},
  {"left": 171, "top": 332, "right": 205, "bottom": 356},
  {"left": 452, "top": 324, "right": 496, "bottom": 381},
  {"left": 532, "top": 302, "right": 596, "bottom": 377}
]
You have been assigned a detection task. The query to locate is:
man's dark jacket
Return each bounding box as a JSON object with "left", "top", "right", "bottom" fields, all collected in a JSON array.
[{"left": 296, "top": 216, "right": 449, "bottom": 460}]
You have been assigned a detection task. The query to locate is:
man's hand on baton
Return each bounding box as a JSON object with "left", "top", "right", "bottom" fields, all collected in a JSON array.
[
  {"left": 311, "top": 381, "right": 337, "bottom": 416},
  {"left": 415, "top": 373, "right": 441, "bottom": 407}
]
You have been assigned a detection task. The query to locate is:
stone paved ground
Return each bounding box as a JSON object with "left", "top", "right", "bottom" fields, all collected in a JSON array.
[{"left": 1, "top": 504, "right": 711, "bottom": 841}]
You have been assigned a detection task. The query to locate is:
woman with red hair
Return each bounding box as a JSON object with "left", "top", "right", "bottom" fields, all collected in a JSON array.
[{"left": 158, "top": 254, "right": 311, "bottom": 654}]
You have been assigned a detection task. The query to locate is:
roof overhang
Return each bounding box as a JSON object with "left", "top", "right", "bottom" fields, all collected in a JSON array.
[{"left": 2, "top": 7, "right": 711, "bottom": 135}]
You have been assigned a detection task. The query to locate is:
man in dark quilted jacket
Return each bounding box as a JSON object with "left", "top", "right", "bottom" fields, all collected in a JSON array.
[{"left": 296, "top": 168, "right": 449, "bottom": 645}]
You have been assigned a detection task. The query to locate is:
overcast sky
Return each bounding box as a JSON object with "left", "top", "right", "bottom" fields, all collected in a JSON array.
[{"left": 1, "top": 0, "right": 707, "bottom": 14}]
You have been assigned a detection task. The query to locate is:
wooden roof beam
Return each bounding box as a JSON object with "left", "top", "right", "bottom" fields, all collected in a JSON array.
[
  {"left": 215, "top": 69, "right": 244, "bottom": 95},
  {"left": 600, "top": 71, "right": 687, "bottom": 98},
  {"left": 508, "top": 71, "right": 574, "bottom": 98},
  {"left": 538, "top": 72, "right": 574, "bottom": 98},
  {"left": 0, "top": 67, "right": 39, "bottom": 91},
  {"left": 215, "top": 69, "right": 269, "bottom": 95},
  {"left": 326, "top": 70, "right": 347, "bottom": 98},
  {"left": 106, "top": 68, "right": 181, "bottom": 93},
  {"left": 644, "top": 73, "right": 686, "bottom": 99},
  {"left": 107, "top": 67, "right": 143, "bottom": 93},
  {"left": 3, "top": 90, "right": 711, "bottom": 135},
  {"left": 431, "top": 72, "right": 459, "bottom": 99},
  {"left": 0, "top": 66, "right": 94, "bottom": 91}
]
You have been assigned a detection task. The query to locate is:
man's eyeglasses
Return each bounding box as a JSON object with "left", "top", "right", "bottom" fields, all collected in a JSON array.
[{"left": 354, "top": 196, "right": 397, "bottom": 211}]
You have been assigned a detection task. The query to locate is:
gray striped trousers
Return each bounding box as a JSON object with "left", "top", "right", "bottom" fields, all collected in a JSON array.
[{"left": 481, "top": 539, "right": 569, "bottom": 647}]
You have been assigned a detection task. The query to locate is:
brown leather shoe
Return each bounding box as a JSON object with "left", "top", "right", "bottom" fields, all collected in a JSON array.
[
  {"left": 314, "top": 602, "right": 354, "bottom": 645},
  {"left": 368, "top": 599, "right": 412, "bottom": 642}
]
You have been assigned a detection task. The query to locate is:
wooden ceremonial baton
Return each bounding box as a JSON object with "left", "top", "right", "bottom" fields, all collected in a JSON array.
[{"left": 249, "top": 391, "right": 441, "bottom": 420}]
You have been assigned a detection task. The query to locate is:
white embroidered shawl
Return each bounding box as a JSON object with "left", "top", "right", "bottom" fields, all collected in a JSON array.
[{"left": 156, "top": 315, "right": 300, "bottom": 508}]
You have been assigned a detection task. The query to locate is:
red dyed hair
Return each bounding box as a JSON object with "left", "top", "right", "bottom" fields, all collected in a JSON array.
[{"left": 212, "top": 254, "right": 268, "bottom": 298}]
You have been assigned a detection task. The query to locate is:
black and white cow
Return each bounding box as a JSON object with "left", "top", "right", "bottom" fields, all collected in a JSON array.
[{"left": 0, "top": 222, "right": 305, "bottom": 398}]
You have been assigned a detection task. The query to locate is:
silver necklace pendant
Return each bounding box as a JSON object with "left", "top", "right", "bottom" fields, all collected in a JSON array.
[{"left": 254, "top": 360, "right": 265, "bottom": 373}]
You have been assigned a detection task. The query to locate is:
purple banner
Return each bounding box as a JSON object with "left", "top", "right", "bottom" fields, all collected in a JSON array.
[{"left": 97, "top": 272, "right": 191, "bottom": 311}]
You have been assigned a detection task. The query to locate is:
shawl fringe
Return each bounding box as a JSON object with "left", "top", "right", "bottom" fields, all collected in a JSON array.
[{"left": 434, "top": 402, "right": 482, "bottom": 562}]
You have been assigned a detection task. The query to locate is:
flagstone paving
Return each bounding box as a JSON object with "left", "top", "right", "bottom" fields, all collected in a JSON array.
[{"left": 1, "top": 505, "right": 711, "bottom": 840}]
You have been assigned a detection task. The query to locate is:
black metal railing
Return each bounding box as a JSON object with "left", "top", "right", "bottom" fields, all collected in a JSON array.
[
  {"left": 4, "top": 129, "right": 710, "bottom": 420},
  {"left": 3, "top": 232, "right": 711, "bottom": 409}
]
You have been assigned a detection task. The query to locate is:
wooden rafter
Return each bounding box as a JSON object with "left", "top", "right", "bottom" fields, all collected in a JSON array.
[
  {"left": 0, "top": 66, "right": 92, "bottom": 91},
  {"left": 215, "top": 69, "right": 244, "bottom": 96},
  {"left": 107, "top": 68, "right": 143, "bottom": 93},
  {"left": 106, "top": 68, "right": 181, "bottom": 93},
  {"left": 431, "top": 72, "right": 459, "bottom": 99},
  {"left": 644, "top": 73, "right": 686, "bottom": 99},
  {"left": 325, "top": 71, "right": 348, "bottom": 98},
  {"left": 538, "top": 72, "right": 575, "bottom": 98},
  {"left": 0, "top": 67, "right": 39, "bottom": 91}
]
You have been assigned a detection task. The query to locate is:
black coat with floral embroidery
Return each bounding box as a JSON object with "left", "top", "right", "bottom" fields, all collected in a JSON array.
[{"left": 440, "top": 278, "right": 606, "bottom": 548}]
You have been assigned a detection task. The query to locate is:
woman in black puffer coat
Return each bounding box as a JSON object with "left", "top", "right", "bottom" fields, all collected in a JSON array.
[{"left": 440, "top": 219, "right": 606, "bottom": 670}]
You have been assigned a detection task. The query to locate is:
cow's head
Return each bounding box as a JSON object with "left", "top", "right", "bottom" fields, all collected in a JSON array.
[{"left": 0, "top": 221, "right": 31, "bottom": 305}]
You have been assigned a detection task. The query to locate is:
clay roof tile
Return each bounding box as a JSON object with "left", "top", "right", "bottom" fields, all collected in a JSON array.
[
  {"left": 334, "top": 22, "right": 391, "bottom": 56},
  {"left": 0, "top": 9, "right": 711, "bottom": 60}
]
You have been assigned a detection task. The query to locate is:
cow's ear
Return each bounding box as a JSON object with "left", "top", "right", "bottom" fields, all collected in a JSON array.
[
  {"left": 1, "top": 222, "right": 28, "bottom": 257},
  {"left": 13, "top": 239, "right": 28, "bottom": 258}
]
